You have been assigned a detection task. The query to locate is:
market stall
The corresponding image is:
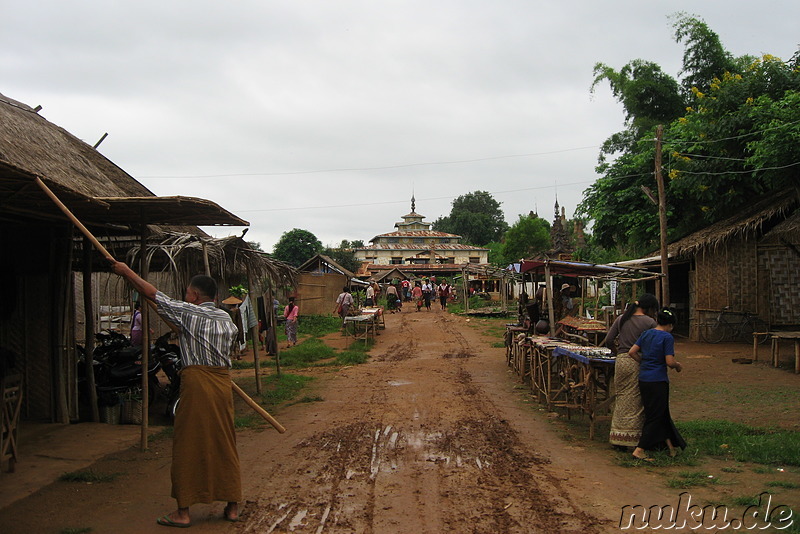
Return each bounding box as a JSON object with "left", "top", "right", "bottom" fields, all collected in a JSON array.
[{"left": 505, "top": 259, "right": 659, "bottom": 439}]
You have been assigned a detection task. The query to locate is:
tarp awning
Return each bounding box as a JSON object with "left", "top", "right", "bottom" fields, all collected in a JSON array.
[{"left": 518, "top": 259, "right": 657, "bottom": 279}]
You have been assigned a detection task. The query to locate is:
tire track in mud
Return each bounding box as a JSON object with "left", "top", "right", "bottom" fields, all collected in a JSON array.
[
  {"left": 429, "top": 313, "right": 603, "bottom": 533},
  {"left": 242, "top": 311, "right": 603, "bottom": 533}
]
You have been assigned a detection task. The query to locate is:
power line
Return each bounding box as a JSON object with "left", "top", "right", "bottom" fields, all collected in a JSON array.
[
  {"left": 236, "top": 180, "right": 596, "bottom": 213},
  {"left": 139, "top": 146, "right": 599, "bottom": 179}
]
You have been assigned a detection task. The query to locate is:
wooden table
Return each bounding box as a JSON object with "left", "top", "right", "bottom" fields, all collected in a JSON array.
[
  {"left": 549, "top": 347, "right": 616, "bottom": 440},
  {"left": 344, "top": 314, "right": 378, "bottom": 344},
  {"left": 504, "top": 325, "right": 528, "bottom": 376},
  {"left": 360, "top": 307, "right": 385, "bottom": 330},
  {"left": 769, "top": 331, "right": 800, "bottom": 374},
  {"left": 556, "top": 316, "right": 608, "bottom": 346}
]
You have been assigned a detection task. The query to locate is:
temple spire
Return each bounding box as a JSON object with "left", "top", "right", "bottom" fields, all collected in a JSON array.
[{"left": 411, "top": 194, "right": 416, "bottom": 213}]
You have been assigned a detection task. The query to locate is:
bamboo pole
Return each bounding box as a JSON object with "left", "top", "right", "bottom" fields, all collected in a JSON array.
[
  {"left": 545, "top": 261, "right": 556, "bottom": 337},
  {"left": 82, "top": 237, "right": 99, "bottom": 422},
  {"left": 247, "top": 265, "right": 262, "bottom": 395},
  {"left": 33, "top": 176, "right": 285, "bottom": 433},
  {"left": 139, "top": 221, "right": 150, "bottom": 451}
]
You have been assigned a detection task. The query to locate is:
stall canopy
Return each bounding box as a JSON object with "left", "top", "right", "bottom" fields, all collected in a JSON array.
[
  {"left": 518, "top": 259, "right": 656, "bottom": 280},
  {"left": 0, "top": 164, "right": 247, "bottom": 228}
]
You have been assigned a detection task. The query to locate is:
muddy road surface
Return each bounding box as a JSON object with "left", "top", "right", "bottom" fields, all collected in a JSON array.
[{"left": 0, "top": 308, "right": 677, "bottom": 533}]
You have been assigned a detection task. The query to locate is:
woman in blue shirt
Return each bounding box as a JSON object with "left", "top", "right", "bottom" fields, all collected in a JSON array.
[{"left": 629, "top": 308, "right": 686, "bottom": 461}]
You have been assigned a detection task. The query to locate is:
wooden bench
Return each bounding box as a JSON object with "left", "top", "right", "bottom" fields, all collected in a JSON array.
[{"left": 769, "top": 332, "right": 800, "bottom": 374}]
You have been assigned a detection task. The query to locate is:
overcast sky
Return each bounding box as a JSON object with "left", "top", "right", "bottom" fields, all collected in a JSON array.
[{"left": 2, "top": 1, "right": 798, "bottom": 251}]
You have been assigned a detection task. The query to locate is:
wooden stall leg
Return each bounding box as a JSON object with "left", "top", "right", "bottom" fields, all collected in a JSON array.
[
  {"left": 795, "top": 340, "right": 800, "bottom": 375},
  {"left": 772, "top": 337, "right": 778, "bottom": 368}
]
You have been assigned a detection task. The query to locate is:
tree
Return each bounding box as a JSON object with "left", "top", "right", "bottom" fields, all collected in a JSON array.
[
  {"left": 500, "top": 214, "right": 551, "bottom": 264},
  {"left": 581, "top": 13, "right": 800, "bottom": 254},
  {"left": 272, "top": 228, "right": 322, "bottom": 267},
  {"left": 433, "top": 191, "right": 509, "bottom": 246},
  {"left": 323, "top": 245, "right": 362, "bottom": 274}
]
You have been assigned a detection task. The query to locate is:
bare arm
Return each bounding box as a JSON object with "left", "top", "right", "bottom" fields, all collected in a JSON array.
[
  {"left": 665, "top": 354, "right": 682, "bottom": 372},
  {"left": 628, "top": 343, "right": 642, "bottom": 363},
  {"left": 109, "top": 260, "right": 158, "bottom": 302}
]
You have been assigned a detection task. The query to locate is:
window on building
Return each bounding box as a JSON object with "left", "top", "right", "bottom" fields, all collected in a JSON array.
[
  {"left": 469, "top": 257, "right": 480, "bottom": 263},
  {"left": 391, "top": 257, "right": 403, "bottom": 264},
  {"left": 387, "top": 238, "right": 399, "bottom": 244},
  {"left": 413, "top": 238, "right": 423, "bottom": 244}
]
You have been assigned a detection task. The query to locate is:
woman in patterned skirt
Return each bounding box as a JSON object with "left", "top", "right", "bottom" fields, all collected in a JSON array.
[{"left": 602, "top": 293, "right": 659, "bottom": 448}]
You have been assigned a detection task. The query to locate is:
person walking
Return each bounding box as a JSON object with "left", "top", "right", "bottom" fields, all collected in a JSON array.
[
  {"left": 630, "top": 308, "right": 686, "bottom": 461},
  {"left": 334, "top": 286, "right": 354, "bottom": 326},
  {"left": 411, "top": 281, "right": 423, "bottom": 311},
  {"left": 602, "top": 293, "right": 659, "bottom": 449},
  {"left": 421, "top": 279, "right": 433, "bottom": 311},
  {"left": 283, "top": 297, "right": 299, "bottom": 348},
  {"left": 438, "top": 279, "right": 451, "bottom": 310},
  {"left": 365, "top": 283, "right": 375, "bottom": 307},
  {"left": 386, "top": 283, "right": 399, "bottom": 313},
  {"left": 110, "top": 260, "right": 242, "bottom": 527}
]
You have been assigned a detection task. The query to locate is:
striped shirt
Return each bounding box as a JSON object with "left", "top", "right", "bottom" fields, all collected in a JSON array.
[{"left": 155, "top": 291, "right": 239, "bottom": 367}]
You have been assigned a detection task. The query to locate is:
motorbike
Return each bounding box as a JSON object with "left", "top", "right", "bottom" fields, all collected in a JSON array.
[{"left": 77, "top": 331, "right": 182, "bottom": 419}]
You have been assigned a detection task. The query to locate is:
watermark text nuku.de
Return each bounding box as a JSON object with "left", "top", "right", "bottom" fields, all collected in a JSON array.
[{"left": 619, "top": 492, "right": 794, "bottom": 530}]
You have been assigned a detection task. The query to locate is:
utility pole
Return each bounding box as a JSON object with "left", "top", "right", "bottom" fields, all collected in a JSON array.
[{"left": 655, "top": 124, "right": 670, "bottom": 306}]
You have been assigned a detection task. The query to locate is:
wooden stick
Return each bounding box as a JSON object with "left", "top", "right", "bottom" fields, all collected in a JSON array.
[
  {"left": 34, "top": 177, "right": 114, "bottom": 260},
  {"left": 34, "top": 175, "right": 286, "bottom": 433}
]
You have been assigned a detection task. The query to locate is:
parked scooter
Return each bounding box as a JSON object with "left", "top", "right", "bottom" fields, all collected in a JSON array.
[{"left": 78, "top": 331, "right": 181, "bottom": 416}]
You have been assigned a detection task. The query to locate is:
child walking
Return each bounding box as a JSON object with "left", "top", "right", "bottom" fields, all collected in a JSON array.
[{"left": 629, "top": 308, "right": 686, "bottom": 461}]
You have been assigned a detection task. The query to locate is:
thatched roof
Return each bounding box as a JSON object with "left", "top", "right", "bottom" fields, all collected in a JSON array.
[
  {"left": 127, "top": 231, "right": 296, "bottom": 295},
  {"left": 0, "top": 93, "right": 152, "bottom": 198},
  {"left": 297, "top": 254, "right": 355, "bottom": 279},
  {"left": 760, "top": 209, "right": 800, "bottom": 245},
  {"left": 667, "top": 188, "right": 800, "bottom": 257},
  {"left": 0, "top": 93, "right": 245, "bottom": 230}
]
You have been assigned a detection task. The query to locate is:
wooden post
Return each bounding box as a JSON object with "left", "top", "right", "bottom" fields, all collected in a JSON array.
[
  {"left": 139, "top": 223, "right": 150, "bottom": 451},
  {"left": 82, "top": 237, "right": 99, "bottom": 422},
  {"left": 545, "top": 261, "right": 556, "bottom": 337},
  {"left": 202, "top": 240, "right": 211, "bottom": 278},
  {"left": 247, "top": 265, "right": 262, "bottom": 395},
  {"left": 267, "top": 284, "right": 281, "bottom": 377},
  {"left": 655, "top": 124, "right": 670, "bottom": 306}
]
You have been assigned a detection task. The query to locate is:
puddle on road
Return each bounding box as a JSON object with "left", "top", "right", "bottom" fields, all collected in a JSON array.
[{"left": 387, "top": 379, "right": 413, "bottom": 386}]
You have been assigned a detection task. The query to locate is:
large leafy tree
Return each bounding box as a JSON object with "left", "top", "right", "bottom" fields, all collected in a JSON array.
[
  {"left": 580, "top": 14, "right": 800, "bottom": 254},
  {"left": 433, "top": 191, "right": 509, "bottom": 246},
  {"left": 272, "top": 228, "right": 322, "bottom": 267},
  {"left": 500, "top": 214, "right": 551, "bottom": 264}
]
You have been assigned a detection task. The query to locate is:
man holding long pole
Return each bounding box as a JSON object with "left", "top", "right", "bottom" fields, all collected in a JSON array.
[{"left": 110, "top": 260, "right": 242, "bottom": 527}]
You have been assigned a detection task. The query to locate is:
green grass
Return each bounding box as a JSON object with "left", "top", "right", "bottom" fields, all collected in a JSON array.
[
  {"left": 677, "top": 420, "right": 800, "bottom": 466},
  {"left": 766, "top": 480, "right": 800, "bottom": 489},
  {"left": 280, "top": 338, "right": 337, "bottom": 367},
  {"left": 259, "top": 373, "right": 315, "bottom": 408},
  {"left": 291, "top": 395, "right": 324, "bottom": 405},
  {"left": 336, "top": 340, "right": 373, "bottom": 365},
  {"left": 231, "top": 359, "right": 256, "bottom": 369},
  {"left": 60, "top": 528, "right": 92, "bottom": 534},
  {"left": 666, "top": 470, "right": 720, "bottom": 488},
  {"left": 234, "top": 413, "right": 264, "bottom": 429},
  {"left": 297, "top": 315, "right": 344, "bottom": 337},
  {"left": 59, "top": 470, "right": 120, "bottom": 483}
]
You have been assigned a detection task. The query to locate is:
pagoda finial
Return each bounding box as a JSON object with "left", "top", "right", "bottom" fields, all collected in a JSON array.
[{"left": 411, "top": 194, "right": 416, "bottom": 213}]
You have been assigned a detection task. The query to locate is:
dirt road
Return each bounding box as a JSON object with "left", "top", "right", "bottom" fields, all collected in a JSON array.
[{"left": 0, "top": 308, "right": 680, "bottom": 533}]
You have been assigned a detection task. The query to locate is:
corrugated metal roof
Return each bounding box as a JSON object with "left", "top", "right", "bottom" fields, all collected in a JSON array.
[
  {"left": 372, "top": 230, "right": 462, "bottom": 238},
  {"left": 358, "top": 243, "right": 489, "bottom": 251}
]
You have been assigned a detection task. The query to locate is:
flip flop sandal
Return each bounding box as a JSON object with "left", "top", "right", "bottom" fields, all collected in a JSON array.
[{"left": 157, "top": 515, "right": 192, "bottom": 528}]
